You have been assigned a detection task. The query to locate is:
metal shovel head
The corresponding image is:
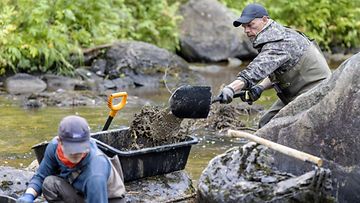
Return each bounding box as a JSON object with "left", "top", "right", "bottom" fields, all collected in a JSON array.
[{"left": 169, "top": 85, "right": 212, "bottom": 118}]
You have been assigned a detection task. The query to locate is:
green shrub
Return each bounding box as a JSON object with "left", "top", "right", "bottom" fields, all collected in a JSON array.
[
  {"left": 1, "top": 0, "right": 358, "bottom": 76},
  {"left": 0, "top": 0, "right": 181, "bottom": 75},
  {"left": 122, "top": 0, "right": 182, "bottom": 51}
]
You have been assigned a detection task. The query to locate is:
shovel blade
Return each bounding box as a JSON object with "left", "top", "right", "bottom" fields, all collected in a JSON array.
[{"left": 169, "top": 85, "right": 212, "bottom": 118}]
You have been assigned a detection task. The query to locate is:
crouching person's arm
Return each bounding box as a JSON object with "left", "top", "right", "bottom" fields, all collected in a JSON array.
[
  {"left": 17, "top": 188, "right": 37, "bottom": 203},
  {"left": 17, "top": 140, "right": 59, "bottom": 203}
]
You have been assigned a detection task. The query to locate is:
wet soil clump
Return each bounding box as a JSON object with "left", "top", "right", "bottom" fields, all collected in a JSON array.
[
  {"left": 206, "top": 104, "right": 249, "bottom": 130},
  {"left": 181, "top": 103, "right": 263, "bottom": 133},
  {"left": 125, "top": 105, "right": 186, "bottom": 150}
]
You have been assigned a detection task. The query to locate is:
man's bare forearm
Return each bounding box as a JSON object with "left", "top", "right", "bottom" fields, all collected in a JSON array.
[
  {"left": 227, "top": 79, "right": 245, "bottom": 93},
  {"left": 258, "top": 77, "right": 273, "bottom": 90}
]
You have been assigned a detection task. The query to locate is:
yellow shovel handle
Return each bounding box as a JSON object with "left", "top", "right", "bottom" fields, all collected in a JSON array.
[{"left": 108, "top": 92, "right": 127, "bottom": 117}]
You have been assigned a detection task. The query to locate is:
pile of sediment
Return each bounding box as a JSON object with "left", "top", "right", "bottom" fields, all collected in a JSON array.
[{"left": 126, "top": 105, "right": 186, "bottom": 150}]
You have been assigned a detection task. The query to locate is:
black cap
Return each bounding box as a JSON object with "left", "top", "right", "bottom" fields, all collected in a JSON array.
[{"left": 233, "top": 3, "right": 269, "bottom": 27}]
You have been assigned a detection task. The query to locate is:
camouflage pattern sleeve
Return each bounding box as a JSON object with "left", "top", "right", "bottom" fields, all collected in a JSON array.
[{"left": 237, "top": 44, "right": 290, "bottom": 88}]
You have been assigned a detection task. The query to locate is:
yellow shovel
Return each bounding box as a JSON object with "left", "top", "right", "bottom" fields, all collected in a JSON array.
[{"left": 102, "top": 92, "right": 128, "bottom": 131}]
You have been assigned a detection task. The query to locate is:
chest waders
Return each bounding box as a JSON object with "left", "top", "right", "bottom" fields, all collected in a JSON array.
[{"left": 259, "top": 43, "right": 331, "bottom": 128}]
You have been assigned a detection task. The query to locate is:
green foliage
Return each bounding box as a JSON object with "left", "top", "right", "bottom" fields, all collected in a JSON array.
[
  {"left": 0, "top": 0, "right": 181, "bottom": 75},
  {"left": 219, "top": 0, "right": 360, "bottom": 50},
  {"left": 1, "top": 0, "right": 358, "bottom": 75},
  {"left": 122, "top": 0, "right": 182, "bottom": 51}
]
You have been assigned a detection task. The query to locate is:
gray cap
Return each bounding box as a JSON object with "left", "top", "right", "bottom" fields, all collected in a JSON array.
[
  {"left": 233, "top": 3, "right": 269, "bottom": 27},
  {"left": 58, "top": 115, "right": 90, "bottom": 154}
]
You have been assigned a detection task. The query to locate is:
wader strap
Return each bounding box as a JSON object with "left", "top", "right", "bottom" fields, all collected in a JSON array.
[
  {"left": 96, "top": 151, "right": 126, "bottom": 199},
  {"left": 272, "top": 83, "right": 290, "bottom": 104},
  {"left": 68, "top": 169, "right": 82, "bottom": 185}
]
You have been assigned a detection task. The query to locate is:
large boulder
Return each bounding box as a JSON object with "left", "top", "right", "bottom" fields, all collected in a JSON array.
[
  {"left": 256, "top": 52, "right": 360, "bottom": 202},
  {"left": 178, "top": 0, "right": 257, "bottom": 62},
  {"left": 197, "top": 143, "right": 334, "bottom": 202},
  {"left": 93, "top": 41, "right": 193, "bottom": 88},
  {"left": 5, "top": 73, "right": 46, "bottom": 95}
]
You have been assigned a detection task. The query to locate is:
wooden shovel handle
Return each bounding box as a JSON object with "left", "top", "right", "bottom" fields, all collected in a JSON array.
[{"left": 227, "top": 129, "right": 323, "bottom": 167}]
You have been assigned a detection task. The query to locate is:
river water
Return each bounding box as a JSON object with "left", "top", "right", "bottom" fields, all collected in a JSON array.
[{"left": 0, "top": 63, "right": 279, "bottom": 183}]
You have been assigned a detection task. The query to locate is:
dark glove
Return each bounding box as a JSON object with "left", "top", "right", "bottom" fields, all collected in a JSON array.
[
  {"left": 248, "top": 85, "right": 264, "bottom": 101},
  {"left": 17, "top": 193, "right": 35, "bottom": 203},
  {"left": 239, "top": 85, "right": 264, "bottom": 105},
  {"left": 218, "top": 86, "right": 235, "bottom": 104}
]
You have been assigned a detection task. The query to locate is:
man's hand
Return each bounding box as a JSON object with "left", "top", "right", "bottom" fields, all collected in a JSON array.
[
  {"left": 239, "top": 85, "right": 264, "bottom": 105},
  {"left": 17, "top": 193, "right": 35, "bottom": 203},
  {"left": 218, "top": 86, "right": 235, "bottom": 104},
  {"left": 249, "top": 85, "right": 264, "bottom": 101}
]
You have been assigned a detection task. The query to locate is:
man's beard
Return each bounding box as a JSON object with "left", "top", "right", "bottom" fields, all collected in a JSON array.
[{"left": 249, "top": 36, "right": 256, "bottom": 43}]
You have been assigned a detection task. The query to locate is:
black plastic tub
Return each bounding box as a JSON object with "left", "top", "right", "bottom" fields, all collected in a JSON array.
[
  {"left": 91, "top": 128, "right": 199, "bottom": 182},
  {"left": 0, "top": 195, "right": 16, "bottom": 203},
  {"left": 32, "top": 127, "right": 198, "bottom": 182},
  {"left": 32, "top": 141, "right": 49, "bottom": 164}
]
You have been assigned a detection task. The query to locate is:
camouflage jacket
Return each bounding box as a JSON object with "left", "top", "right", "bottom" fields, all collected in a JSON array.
[{"left": 237, "top": 21, "right": 312, "bottom": 88}]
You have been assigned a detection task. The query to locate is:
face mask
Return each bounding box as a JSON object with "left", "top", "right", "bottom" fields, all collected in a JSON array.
[
  {"left": 66, "top": 154, "right": 85, "bottom": 164},
  {"left": 64, "top": 150, "right": 89, "bottom": 164}
]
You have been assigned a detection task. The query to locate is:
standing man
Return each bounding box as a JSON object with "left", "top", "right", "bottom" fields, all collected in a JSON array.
[
  {"left": 17, "top": 115, "right": 125, "bottom": 203},
  {"left": 218, "top": 3, "right": 331, "bottom": 128}
]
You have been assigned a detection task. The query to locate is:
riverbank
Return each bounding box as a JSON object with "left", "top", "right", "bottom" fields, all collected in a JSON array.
[{"left": 0, "top": 52, "right": 356, "bottom": 202}]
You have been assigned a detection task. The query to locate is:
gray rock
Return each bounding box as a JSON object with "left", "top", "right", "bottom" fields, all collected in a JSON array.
[
  {"left": 26, "top": 91, "right": 105, "bottom": 107},
  {"left": 103, "top": 79, "right": 116, "bottom": 89},
  {"left": 111, "top": 77, "right": 135, "bottom": 89},
  {"left": 96, "top": 41, "right": 191, "bottom": 87},
  {"left": 5, "top": 73, "right": 46, "bottom": 95},
  {"left": 178, "top": 0, "right": 257, "bottom": 62},
  {"left": 41, "top": 74, "right": 83, "bottom": 91},
  {"left": 125, "top": 171, "right": 196, "bottom": 202},
  {"left": 256, "top": 52, "right": 360, "bottom": 202},
  {"left": 106, "top": 41, "right": 189, "bottom": 71},
  {"left": 74, "top": 68, "right": 105, "bottom": 91},
  {"left": 197, "top": 143, "right": 334, "bottom": 203},
  {"left": 0, "top": 166, "right": 34, "bottom": 199},
  {"left": 90, "top": 59, "right": 107, "bottom": 77},
  {"left": 0, "top": 166, "right": 195, "bottom": 203}
]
